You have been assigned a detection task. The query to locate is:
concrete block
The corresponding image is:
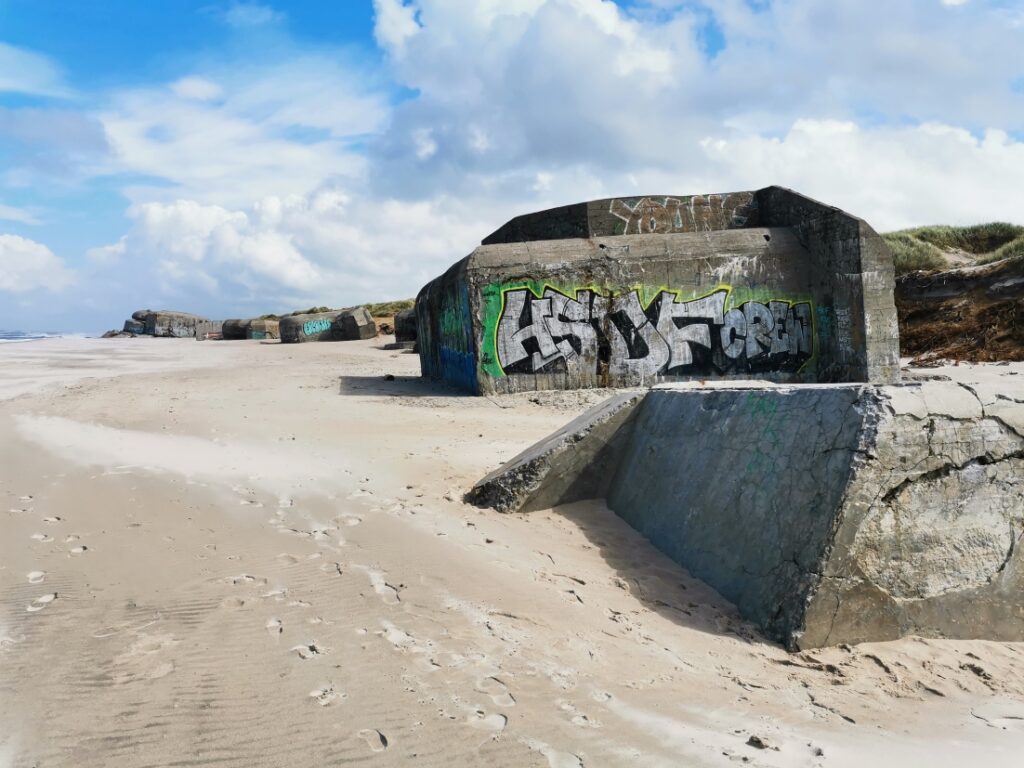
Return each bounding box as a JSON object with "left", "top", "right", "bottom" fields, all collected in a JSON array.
[
  {"left": 247, "top": 319, "right": 279, "bottom": 340},
  {"left": 334, "top": 307, "right": 377, "bottom": 340},
  {"left": 141, "top": 311, "right": 207, "bottom": 338},
  {"left": 416, "top": 186, "right": 900, "bottom": 394},
  {"left": 123, "top": 319, "right": 145, "bottom": 334},
  {"left": 195, "top": 321, "right": 224, "bottom": 340},
  {"left": 395, "top": 309, "right": 417, "bottom": 342},
  {"left": 279, "top": 312, "right": 339, "bottom": 343},
  {"left": 222, "top": 319, "right": 252, "bottom": 340},
  {"left": 469, "top": 382, "right": 1024, "bottom": 648}
]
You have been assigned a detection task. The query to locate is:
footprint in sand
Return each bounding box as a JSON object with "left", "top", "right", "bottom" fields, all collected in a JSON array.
[
  {"left": 467, "top": 711, "right": 507, "bottom": 734},
  {"left": 357, "top": 729, "right": 388, "bottom": 752},
  {"left": 266, "top": 618, "right": 283, "bottom": 636},
  {"left": 19, "top": 495, "right": 34, "bottom": 502},
  {"left": 309, "top": 685, "right": 346, "bottom": 706},
  {"left": 70, "top": 545, "right": 88, "bottom": 554},
  {"left": 291, "top": 642, "right": 324, "bottom": 660},
  {"left": 42, "top": 516, "right": 62, "bottom": 524},
  {"left": 338, "top": 515, "right": 362, "bottom": 527},
  {"left": 225, "top": 574, "right": 267, "bottom": 586},
  {"left": 477, "top": 677, "right": 516, "bottom": 707},
  {"left": 111, "top": 632, "right": 179, "bottom": 684},
  {"left": 523, "top": 740, "right": 584, "bottom": 768},
  {"left": 26, "top": 593, "right": 57, "bottom": 612},
  {"left": 276, "top": 553, "right": 300, "bottom": 566},
  {"left": 29, "top": 533, "right": 53, "bottom": 543},
  {"left": 320, "top": 562, "right": 344, "bottom": 577},
  {"left": 27, "top": 571, "right": 45, "bottom": 585},
  {"left": 354, "top": 566, "right": 401, "bottom": 605},
  {"left": 558, "top": 700, "right": 600, "bottom": 728}
]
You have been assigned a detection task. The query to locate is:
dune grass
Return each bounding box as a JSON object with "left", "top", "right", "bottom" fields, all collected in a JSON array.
[
  {"left": 363, "top": 299, "right": 415, "bottom": 317},
  {"left": 883, "top": 222, "right": 1024, "bottom": 275}
]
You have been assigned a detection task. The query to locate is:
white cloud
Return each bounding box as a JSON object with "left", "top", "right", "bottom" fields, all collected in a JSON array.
[
  {"left": 87, "top": 191, "right": 485, "bottom": 311},
  {"left": 696, "top": 120, "right": 1024, "bottom": 231},
  {"left": 219, "top": 2, "right": 286, "bottom": 28},
  {"left": 10, "top": 0, "right": 1024, "bottom": 331},
  {"left": 171, "top": 76, "right": 224, "bottom": 102},
  {"left": 0, "top": 204, "right": 39, "bottom": 225},
  {"left": 0, "top": 234, "right": 73, "bottom": 293},
  {"left": 372, "top": 0, "right": 422, "bottom": 53},
  {"left": 0, "top": 43, "right": 71, "bottom": 98},
  {"left": 98, "top": 55, "right": 388, "bottom": 207}
]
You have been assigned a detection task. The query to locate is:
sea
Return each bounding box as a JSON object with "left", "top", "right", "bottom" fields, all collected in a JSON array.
[{"left": 0, "top": 330, "right": 65, "bottom": 344}]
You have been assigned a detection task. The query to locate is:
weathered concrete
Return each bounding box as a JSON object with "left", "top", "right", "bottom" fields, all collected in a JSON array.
[
  {"left": 135, "top": 310, "right": 207, "bottom": 338},
  {"left": 395, "top": 309, "right": 417, "bottom": 343},
  {"left": 279, "top": 312, "right": 339, "bottom": 343},
  {"left": 222, "top": 319, "right": 251, "bottom": 340},
  {"left": 247, "top": 319, "right": 279, "bottom": 340},
  {"left": 469, "top": 381, "right": 1024, "bottom": 648},
  {"left": 122, "top": 319, "right": 145, "bottom": 335},
  {"left": 417, "top": 186, "right": 899, "bottom": 394},
  {"left": 333, "top": 307, "right": 377, "bottom": 340},
  {"left": 195, "top": 321, "right": 224, "bottom": 341},
  {"left": 468, "top": 391, "right": 645, "bottom": 513}
]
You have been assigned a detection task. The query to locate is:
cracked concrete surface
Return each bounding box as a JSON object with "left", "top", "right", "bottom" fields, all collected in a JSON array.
[{"left": 470, "top": 370, "right": 1024, "bottom": 649}]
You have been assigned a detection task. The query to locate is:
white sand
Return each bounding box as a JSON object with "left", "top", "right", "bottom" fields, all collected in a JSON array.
[{"left": 1, "top": 337, "right": 1022, "bottom": 767}]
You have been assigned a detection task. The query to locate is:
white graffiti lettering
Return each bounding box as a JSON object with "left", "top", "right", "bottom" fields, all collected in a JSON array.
[{"left": 495, "top": 286, "right": 813, "bottom": 379}]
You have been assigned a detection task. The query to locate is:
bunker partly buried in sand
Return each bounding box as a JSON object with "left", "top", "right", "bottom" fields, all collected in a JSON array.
[{"left": 416, "top": 186, "right": 900, "bottom": 394}]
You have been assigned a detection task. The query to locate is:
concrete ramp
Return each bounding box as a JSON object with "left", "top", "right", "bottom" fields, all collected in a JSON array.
[{"left": 468, "top": 382, "right": 1024, "bottom": 648}]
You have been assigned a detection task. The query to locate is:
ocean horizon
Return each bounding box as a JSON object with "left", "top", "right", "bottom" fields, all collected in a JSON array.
[{"left": 0, "top": 330, "right": 68, "bottom": 343}]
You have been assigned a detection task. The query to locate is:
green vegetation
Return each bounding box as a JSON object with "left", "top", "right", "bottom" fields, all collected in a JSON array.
[
  {"left": 256, "top": 301, "right": 414, "bottom": 321},
  {"left": 883, "top": 222, "right": 1024, "bottom": 275},
  {"left": 363, "top": 299, "right": 415, "bottom": 317}
]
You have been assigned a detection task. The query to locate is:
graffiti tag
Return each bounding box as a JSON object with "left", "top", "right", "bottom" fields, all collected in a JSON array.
[
  {"left": 303, "top": 317, "right": 332, "bottom": 336},
  {"left": 609, "top": 193, "right": 756, "bottom": 235},
  {"left": 493, "top": 287, "right": 812, "bottom": 378}
]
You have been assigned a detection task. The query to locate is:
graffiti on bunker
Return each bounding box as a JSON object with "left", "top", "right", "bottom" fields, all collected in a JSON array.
[
  {"left": 608, "top": 192, "right": 756, "bottom": 235},
  {"left": 303, "top": 317, "right": 332, "bottom": 336},
  {"left": 417, "top": 281, "right": 478, "bottom": 392},
  {"left": 482, "top": 285, "right": 813, "bottom": 379}
]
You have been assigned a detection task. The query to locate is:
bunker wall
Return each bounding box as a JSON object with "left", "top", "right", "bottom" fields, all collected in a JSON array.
[
  {"left": 417, "top": 186, "right": 899, "bottom": 393},
  {"left": 468, "top": 382, "right": 1024, "bottom": 648}
]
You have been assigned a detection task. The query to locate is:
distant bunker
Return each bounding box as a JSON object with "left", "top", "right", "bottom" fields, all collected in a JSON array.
[
  {"left": 415, "top": 186, "right": 899, "bottom": 394},
  {"left": 469, "top": 382, "right": 1024, "bottom": 649},
  {"left": 279, "top": 307, "right": 377, "bottom": 344}
]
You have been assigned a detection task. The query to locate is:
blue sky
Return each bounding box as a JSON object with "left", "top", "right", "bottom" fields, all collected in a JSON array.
[{"left": 1, "top": 0, "right": 1023, "bottom": 332}]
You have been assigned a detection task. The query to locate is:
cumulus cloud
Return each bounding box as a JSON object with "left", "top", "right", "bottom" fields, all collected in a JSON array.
[
  {"left": 87, "top": 191, "right": 486, "bottom": 313},
  {"left": 13, "top": 0, "right": 1024, "bottom": 329},
  {"left": 98, "top": 55, "right": 388, "bottom": 207},
  {"left": 0, "top": 235, "right": 73, "bottom": 293}
]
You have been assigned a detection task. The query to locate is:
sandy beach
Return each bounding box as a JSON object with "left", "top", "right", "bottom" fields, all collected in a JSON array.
[{"left": 2, "top": 336, "right": 1023, "bottom": 767}]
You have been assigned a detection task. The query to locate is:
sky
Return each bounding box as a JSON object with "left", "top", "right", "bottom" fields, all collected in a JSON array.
[{"left": 1, "top": 0, "right": 1023, "bottom": 333}]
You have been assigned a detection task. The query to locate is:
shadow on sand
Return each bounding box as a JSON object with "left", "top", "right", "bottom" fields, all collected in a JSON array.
[
  {"left": 540, "top": 499, "right": 771, "bottom": 646},
  {"left": 337, "top": 374, "right": 466, "bottom": 399}
]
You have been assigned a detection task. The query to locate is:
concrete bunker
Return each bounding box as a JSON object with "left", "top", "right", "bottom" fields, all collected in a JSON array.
[
  {"left": 468, "top": 382, "right": 1024, "bottom": 649},
  {"left": 415, "top": 186, "right": 899, "bottom": 394}
]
